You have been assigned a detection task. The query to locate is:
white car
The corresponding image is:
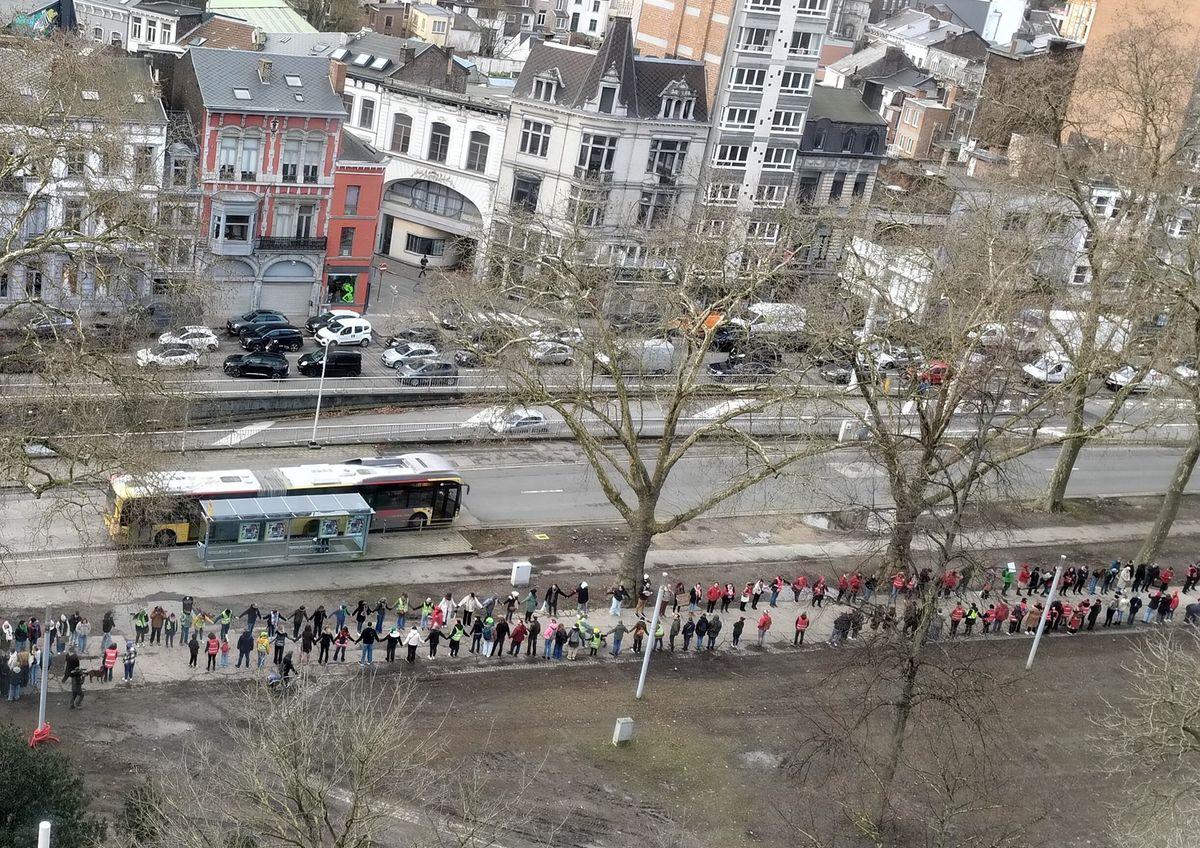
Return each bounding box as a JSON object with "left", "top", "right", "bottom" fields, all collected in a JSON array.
[
  {"left": 529, "top": 326, "right": 584, "bottom": 346},
  {"left": 158, "top": 326, "right": 219, "bottom": 351},
  {"left": 459, "top": 406, "right": 551, "bottom": 436},
  {"left": 1174, "top": 359, "right": 1198, "bottom": 382},
  {"left": 381, "top": 342, "right": 439, "bottom": 368},
  {"left": 529, "top": 341, "right": 573, "bottom": 365},
  {"left": 136, "top": 343, "right": 202, "bottom": 368},
  {"left": 315, "top": 317, "right": 373, "bottom": 346},
  {"left": 1022, "top": 354, "right": 1074, "bottom": 386},
  {"left": 1105, "top": 364, "right": 1170, "bottom": 393},
  {"left": 858, "top": 342, "right": 924, "bottom": 372}
]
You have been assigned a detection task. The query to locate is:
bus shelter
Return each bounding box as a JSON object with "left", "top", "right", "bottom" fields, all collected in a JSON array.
[{"left": 197, "top": 494, "right": 374, "bottom": 567}]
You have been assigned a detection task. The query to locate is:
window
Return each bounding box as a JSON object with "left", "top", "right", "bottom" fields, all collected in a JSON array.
[
  {"left": 432, "top": 19, "right": 448, "bottom": 33},
  {"left": 536, "top": 10, "right": 546, "bottom": 25},
  {"left": 130, "top": 16, "right": 141, "bottom": 38},
  {"left": 533, "top": 77, "right": 558, "bottom": 102},
  {"left": 145, "top": 18, "right": 156, "bottom": 41},
  {"left": 390, "top": 113, "right": 412, "bottom": 154},
  {"left": 1071, "top": 264, "right": 1090, "bottom": 286},
  {"left": 405, "top": 233, "right": 445, "bottom": 256},
  {"left": 568, "top": 184, "right": 607, "bottom": 226},
  {"left": 160, "top": 23, "right": 173, "bottom": 42},
  {"left": 62, "top": 199, "right": 84, "bottom": 231},
  {"left": 863, "top": 133, "right": 879, "bottom": 154},
  {"left": 730, "top": 67, "right": 767, "bottom": 91},
  {"left": 511, "top": 174, "right": 541, "bottom": 211},
  {"left": 747, "top": 0, "right": 781, "bottom": 11},
  {"left": 903, "top": 108, "right": 919, "bottom": 127},
  {"left": 170, "top": 156, "right": 193, "bottom": 187},
  {"left": 713, "top": 144, "right": 749, "bottom": 167},
  {"left": 339, "top": 226, "right": 356, "bottom": 256},
  {"left": 384, "top": 14, "right": 393, "bottom": 26},
  {"left": 465, "top": 131, "right": 489, "bottom": 172},
  {"left": 302, "top": 138, "right": 323, "bottom": 183},
  {"left": 281, "top": 136, "right": 301, "bottom": 182},
  {"left": 762, "top": 146, "right": 796, "bottom": 170},
  {"left": 65, "top": 147, "right": 87, "bottom": 177},
  {"left": 358, "top": 98, "right": 376, "bottom": 130},
  {"left": 829, "top": 172, "right": 846, "bottom": 200},
  {"left": 772, "top": 110, "right": 804, "bottom": 134},
  {"left": 852, "top": 173, "right": 869, "bottom": 198},
  {"left": 780, "top": 70, "right": 813, "bottom": 94},
  {"left": 576, "top": 133, "right": 618, "bottom": 175},
  {"left": 841, "top": 131, "right": 855, "bottom": 153},
  {"left": 660, "top": 96, "right": 695, "bottom": 119},
  {"left": 722, "top": 107, "right": 758, "bottom": 129},
  {"left": 342, "top": 93, "right": 354, "bottom": 115},
  {"left": 736, "top": 26, "right": 773, "bottom": 52},
  {"left": 755, "top": 184, "right": 788, "bottom": 206},
  {"left": 647, "top": 139, "right": 689, "bottom": 178},
  {"left": 598, "top": 85, "right": 618, "bottom": 113},
  {"left": 427, "top": 122, "right": 450, "bottom": 163},
  {"left": 26, "top": 267, "right": 43, "bottom": 298},
  {"left": 788, "top": 31, "right": 821, "bottom": 56},
  {"left": 796, "top": 172, "right": 820, "bottom": 204},
  {"left": 588, "top": 18, "right": 596, "bottom": 30},
  {"left": 519, "top": 119, "right": 551, "bottom": 157},
  {"left": 240, "top": 136, "right": 260, "bottom": 180},
  {"left": 697, "top": 218, "right": 729, "bottom": 236},
  {"left": 637, "top": 190, "right": 675, "bottom": 228},
  {"left": 0, "top": 273, "right": 7, "bottom": 298},
  {"left": 747, "top": 221, "right": 780, "bottom": 242},
  {"left": 91, "top": 26, "right": 102, "bottom": 42},
  {"left": 344, "top": 185, "right": 360, "bottom": 215},
  {"left": 797, "top": 0, "right": 828, "bottom": 13},
  {"left": 810, "top": 129, "right": 826, "bottom": 150},
  {"left": 218, "top": 134, "right": 238, "bottom": 180},
  {"left": 705, "top": 183, "right": 739, "bottom": 205},
  {"left": 219, "top": 212, "right": 251, "bottom": 242}
]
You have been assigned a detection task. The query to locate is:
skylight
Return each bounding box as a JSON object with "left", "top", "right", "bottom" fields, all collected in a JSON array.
[
  {"left": 81, "top": 90, "right": 100, "bottom": 101},
  {"left": 330, "top": 47, "right": 350, "bottom": 59},
  {"left": 232, "top": 88, "right": 252, "bottom": 100},
  {"left": 294, "top": 94, "right": 304, "bottom": 101},
  {"left": 285, "top": 74, "right": 303, "bottom": 87},
  {"left": 352, "top": 53, "right": 371, "bottom": 66},
  {"left": 190, "top": 36, "right": 206, "bottom": 45},
  {"left": 369, "top": 56, "right": 389, "bottom": 70}
]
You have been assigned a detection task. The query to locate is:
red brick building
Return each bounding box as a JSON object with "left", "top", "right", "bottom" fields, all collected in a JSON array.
[
  {"left": 324, "top": 132, "right": 386, "bottom": 312},
  {"left": 172, "top": 47, "right": 351, "bottom": 317}
]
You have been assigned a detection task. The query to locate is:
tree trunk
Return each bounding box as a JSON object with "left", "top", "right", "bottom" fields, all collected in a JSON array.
[
  {"left": 621, "top": 509, "right": 656, "bottom": 588},
  {"left": 882, "top": 501, "right": 920, "bottom": 576},
  {"left": 1037, "top": 434, "right": 1085, "bottom": 513},
  {"left": 1135, "top": 430, "right": 1200, "bottom": 564}
]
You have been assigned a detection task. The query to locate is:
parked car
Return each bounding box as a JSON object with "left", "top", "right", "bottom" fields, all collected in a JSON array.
[
  {"left": 918, "top": 359, "right": 952, "bottom": 386},
  {"left": 385, "top": 325, "right": 441, "bottom": 347},
  {"left": 1105, "top": 364, "right": 1170, "bottom": 393},
  {"left": 715, "top": 302, "right": 807, "bottom": 352},
  {"left": 23, "top": 314, "right": 77, "bottom": 341},
  {"left": 459, "top": 406, "right": 551, "bottom": 436},
  {"left": 859, "top": 342, "right": 924, "bottom": 372},
  {"left": 608, "top": 311, "right": 664, "bottom": 334},
  {"left": 297, "top": 348, "right": 361, "bottom": 377},
  {"left": 304, "top": 309, "right": 360, "bottom": 335},
  {"left": 223, "top": 352, "right": 289, "bottom": 379},
  {"left": 135, "top": 343, "right": 202, "bottom": 368},
  {"left": 227, "top": 310, "right": 287, "bottom": 336},
  {"left": 708, "top": 347, "right": 783, "bottom": 383},
  {"left": 530, "top": 341, "right": 573, "bottom": 365},
  {"left": 241, "top": 326, "right": 304, "bottom": 352},
  {"left": 819, "top": 359, "right": 855, "bottom": 384},
  {"left": 1174, "top": 359, "right": 1198, "bottom": 382},
  {"left": 159, "top": 326, "right": 219, "bottom": 351},
  {"left": 381, "top": 342, "right": 439, "bottom": 368},
  {"left": 454, "top": 348, "right": 483, "bottom": 368},
  {"left": 1022, "top": 354, "right": 1074, "bottom": 387},
  {"left": 594, "top": 339, "right": 675, "bottom": 376},
  {"left": 397, "top": 359, "right": 459, "bottom": 386},
  {"left": 529, "top": 326, "right": 584, "bottom": 346},
  {"left": 315, "top": 316, "right": 373, "bottom": 346}
]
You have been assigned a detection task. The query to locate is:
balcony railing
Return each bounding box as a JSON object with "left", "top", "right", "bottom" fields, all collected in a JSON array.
[
  {"left": 258, "top": 236, "right": 328, "bottom": 251},
  {"left": 573, "top": 165, "right": 614, "bottom": 182}
]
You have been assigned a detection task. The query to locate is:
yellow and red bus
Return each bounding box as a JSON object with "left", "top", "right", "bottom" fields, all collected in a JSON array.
[{"left": 105, "top": 453, "right": 466, "bottom": 546}]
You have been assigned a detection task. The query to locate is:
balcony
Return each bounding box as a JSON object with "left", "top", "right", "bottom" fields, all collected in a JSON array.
[
  {"left": 573, "top": 165, "right": 614, "bottom": 183},
  {"left": 257, "top": 236, "right": 328, "bottom": 251}
]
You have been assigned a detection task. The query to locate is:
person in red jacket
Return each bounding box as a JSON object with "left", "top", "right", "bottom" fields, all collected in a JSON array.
[
  {"left": 705, "top": 582, "right": 722, "bottom": 613},
  {"left": 205, "top": 632, "right": 220, "bottom": 672},
  {"left": 848, "top": 572, "right": 863, "bottom": 603},
  {"left": 101, "top": 643, "right": 118, "bottom": 682},
  {"left": 794, "top": 613, "right": 810, "bottom": 645},
  {"left": 1159, "top": 568, "right": 1175, "bottom": 591},
  {"left": 949, "top": 603, "right": 966, "bottom": 636},
  {"left": 890, "top": 571, "right": 906, "bottom": 604},
  {"left": 1168, "top": 591, "right": 1181, "bottom": 620},
  {"left": 756, "top": 610, "right": 772, "bottom": 646},
  {"left": 509, "top": 620, "right": 527, "bottom": 655},
  {"left": 1184, "top": 564, "right": 1199, "bottom": 594},
  {"left": 1017, "top": 564, "right": 1031, "bottom": 596},
  {"left": 791, "top": 575, "right": 807, "bottom": 602},
  {"left": 835, "top": 573, "right": 850, "bottom": 603},
  {"left": 982, "top": 604, "right": 996, "bottom": 634}
]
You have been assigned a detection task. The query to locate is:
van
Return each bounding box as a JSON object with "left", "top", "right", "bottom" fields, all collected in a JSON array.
[
  {"left": 315, "top": 316, "right": 373, "bottom": 346},
  {"left": 298, "top": 348, "right": 362, "bottom": 377},
  {"left": 714, "top": 302, "right": 807, "bottom": 350},
  {"left": 594, "top": 339, "right": 674, "bottom": 376}
]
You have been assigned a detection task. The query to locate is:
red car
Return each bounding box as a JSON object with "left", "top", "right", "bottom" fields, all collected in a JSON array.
[{"left": 919, "top": 359, "right": 951, "bottom": 385}]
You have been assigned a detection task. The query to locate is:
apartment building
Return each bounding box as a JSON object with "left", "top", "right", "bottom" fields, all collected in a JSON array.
[
  {"left": 74, "top": 0, "right": 201, "bottom": 52},
  {"left": 172, "top": 48, "right": 348, "bottom": 315},
  {"left": 324, "top": 133, "right": 387, "bottom": 312}
]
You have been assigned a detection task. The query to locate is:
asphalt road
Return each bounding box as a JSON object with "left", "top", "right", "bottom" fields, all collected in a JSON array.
[{"left": 2, "top": 443, "right": 1195, "bottom": 555}]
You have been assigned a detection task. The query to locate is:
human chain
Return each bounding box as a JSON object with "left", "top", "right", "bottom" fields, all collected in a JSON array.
[{"left": 2, "top": 560, "right": 1198, "bottom": 704}]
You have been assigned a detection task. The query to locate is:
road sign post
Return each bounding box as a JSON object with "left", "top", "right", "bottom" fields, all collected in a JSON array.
[
  {"left": 1026, "top": 555, "right": 1066, "bottom": 670},
  {"left": 635, "top": 572, "right": 668, "bottom": 700}
]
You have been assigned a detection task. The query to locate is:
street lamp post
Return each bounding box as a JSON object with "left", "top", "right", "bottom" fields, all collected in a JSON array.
[
  {"left": 36, "top": 605, "right": 50, "bottom": 731},
  {"left": 635, "top": 572, "right": 668, "bottom": 700},
  {"left": 308, "top": 340, "right": 330, "bottom": 449},
  {"left": 1026, "top": 554, "right": 1066, "bottom": 670}
]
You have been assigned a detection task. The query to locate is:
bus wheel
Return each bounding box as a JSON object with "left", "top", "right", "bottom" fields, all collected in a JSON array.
[
  {"left": 408, "top": 514, "right": 428, "bottom": 531},
  {"left": 154, "top": 530, "right": 177, "bottom": 546}
]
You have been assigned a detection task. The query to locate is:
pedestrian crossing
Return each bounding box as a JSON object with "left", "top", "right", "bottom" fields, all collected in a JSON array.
[{"left": 434, "top": 309, "right": 541, "bottom": 329}]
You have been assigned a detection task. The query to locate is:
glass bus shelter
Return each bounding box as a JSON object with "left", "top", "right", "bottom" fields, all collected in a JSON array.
[{"left": 197, "top": 494, "right": 374, "bottom": 567}]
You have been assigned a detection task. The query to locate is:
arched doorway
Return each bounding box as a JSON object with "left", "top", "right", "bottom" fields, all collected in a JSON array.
[
  {"left": 259, "top": 259, "right": 316, "bottom": 318},
  {"left": 379, "top": 179, "right": 483, "bottom": 269},
  {"left": 210, "top": 258, "right": 257, "bottom": 316}
]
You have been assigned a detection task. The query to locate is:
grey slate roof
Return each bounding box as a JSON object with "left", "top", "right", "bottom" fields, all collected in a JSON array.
[
  {"left": 809, "top": 86, "right": 888, "bottom": 126},
  {"left": 188, "top": 47, "right": 346, "bottom": 116},
  {"left": 338, "top": 130, "right": 386, "bottom": 163},
  {"left": 513, "top": 17, "right": 708, "bottom": 120}
]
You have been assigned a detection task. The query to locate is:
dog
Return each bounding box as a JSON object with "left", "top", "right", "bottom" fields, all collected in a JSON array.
[{"left": 84, "top": 668, "right": 106, "bottom": 682}]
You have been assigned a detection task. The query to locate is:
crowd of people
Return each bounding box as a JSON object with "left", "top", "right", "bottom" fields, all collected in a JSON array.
[{"left": 2, "top": 559, "right": 1197, "bottom": 705}]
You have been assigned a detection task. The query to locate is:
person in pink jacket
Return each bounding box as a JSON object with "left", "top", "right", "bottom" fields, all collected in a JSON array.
[{"left": 541, "top": 619, "right": 558, "bottom": 658}]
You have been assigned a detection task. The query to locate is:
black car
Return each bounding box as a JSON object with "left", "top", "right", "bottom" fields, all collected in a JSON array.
[
  {"left": 298, "top": 348, "right": 362, "bottom": 377},
  {"left": 23, "top": 314, "right": 78, "bottom": 341},
  {"left": 397, "top": 359, "right": 459, "bottom": 386},
  {"left": 711, "top": 323, "right": 751, "bottom": 353},
  {"left": 386, "top": 325, "right": 441, "bottom": 347},
  {"left": 226, "top": 310, "right": 286, "bottom": 335},
  {"left": 708, "top": 348, "right": 783, "bottom": 383},
  {"left": 240, "top": 326, "right": 304, "bottom": 352},
  {"left": 223, "top": 352, "right": 289, "bottom": 379}
]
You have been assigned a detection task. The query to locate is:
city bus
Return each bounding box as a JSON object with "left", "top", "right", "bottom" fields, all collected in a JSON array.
[{"left": 105, "top": 453, "right": 466, "bottom": 546}]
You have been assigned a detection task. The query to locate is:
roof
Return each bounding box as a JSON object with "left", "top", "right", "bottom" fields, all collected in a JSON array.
[
  {"left": 809, "top": 86, "right": 888, "bottom": 126},
  {"left": 205, "top": 0, "right": 315, "bottom": 32},
  {"left": 201, "top": 493, "right": 373, "bottom": 521},
  {"left": 871, "top": 8, "right": 968, "bottom": 46},
  {"left": 0, "top": 49, "right": 168, "bottom": 124},
  {"left": 513, "top": 17, "right": 708, "bottom": 120},
  {"left": 411, "top": 2, "right": 451, "bottom": 15},
  {"left": 176, "top": 14, "right": 259, "bottom": 49},
  {"left": 872, "top": 67, "right": 935, "bottom": 89},
  {"left": 261, "top": 31, "right": 350, "bottom": 56},
  {"left": 331, "top": 33, "right": 437, "bottom": 81},
  {"left": 453, "top": 12, "right": 481, "bottom": 31},
  {"left": 338, "top": 129, "right": 386, "bottom": 163},
  {"left": 186, "top": 47, "right": 346, "bottom": 115},
  {"left": 136, "top": 0, "right": 203, "bottom": 15},
  {"left": 932, "top": 30, "right": 988, "bottom": 61}
]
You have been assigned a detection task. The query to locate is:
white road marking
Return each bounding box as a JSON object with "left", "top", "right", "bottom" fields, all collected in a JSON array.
[
  {"left": 211, "top": 421, "right": 274, "bottom": 447},
  {"left": 520, "top": 489, "right": 565, "bottom": 494}
]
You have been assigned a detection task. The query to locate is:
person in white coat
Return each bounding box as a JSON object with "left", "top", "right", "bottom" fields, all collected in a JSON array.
[{"left": 403, "top": 627, "right": 425, "bottom": 663}]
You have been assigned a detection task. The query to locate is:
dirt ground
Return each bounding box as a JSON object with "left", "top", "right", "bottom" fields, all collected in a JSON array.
[{"left": 0, "top": 629, "right": 1145, "bottom": 848}]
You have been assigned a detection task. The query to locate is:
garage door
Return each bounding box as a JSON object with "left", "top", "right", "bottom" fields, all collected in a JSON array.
[
  {"left": 207, "top": 282, "right": 254, "bottom": 321},
  {"left": 258, "top": 281, "right": 313, "bottom": 321}
]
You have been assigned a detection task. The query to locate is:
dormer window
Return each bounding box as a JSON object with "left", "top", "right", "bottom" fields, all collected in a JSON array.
[
  {"left": 598, "top": 84, "right": 618, "bottom": 114},
  {"left": 661, "top": 96, "right": 694, "bottom": 119},
  {"left": 533, "top": 77, "right": 558, "bottom": 102}
]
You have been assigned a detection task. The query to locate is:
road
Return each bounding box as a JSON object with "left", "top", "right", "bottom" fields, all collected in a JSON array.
[{"left": 1, "top": 443, "right": 1194, "bottom": 555}]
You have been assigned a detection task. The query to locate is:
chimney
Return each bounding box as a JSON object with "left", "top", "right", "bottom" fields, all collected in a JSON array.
[
  {"left": 445, "top": 45, "right": 454, "bottom": 77},
  {"left": 328, "top": 59, "right": 347, "bottom": 94},
  {"left": 257, "top": 58, "right": 273, "bottom": 84}
]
